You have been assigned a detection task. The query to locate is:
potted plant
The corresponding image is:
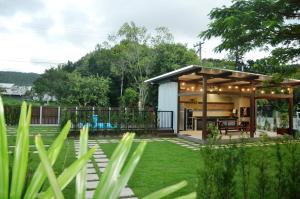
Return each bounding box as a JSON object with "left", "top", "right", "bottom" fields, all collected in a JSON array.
[{"left": 277, "top": 112, "right": 289, "bottom": 135}]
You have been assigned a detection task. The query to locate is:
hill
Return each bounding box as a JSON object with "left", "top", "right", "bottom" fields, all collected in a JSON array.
[{"left": 0, "top": 71, "right": 40, "bottom": 86}]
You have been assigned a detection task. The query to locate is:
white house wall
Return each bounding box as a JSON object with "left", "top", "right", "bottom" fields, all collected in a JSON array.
[{"left": 158, "top": 82, "right": 178, "bottom": 133}]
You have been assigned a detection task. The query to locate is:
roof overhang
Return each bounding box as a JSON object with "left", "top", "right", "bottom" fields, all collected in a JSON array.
[
  {"left": 144, "top": 65, "right": 202, "bottom": 84},
  {"left": 145, "top": 65, "right": 300, "bottom": 87}
]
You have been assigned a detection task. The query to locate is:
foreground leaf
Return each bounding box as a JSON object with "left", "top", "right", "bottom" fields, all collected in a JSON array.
[
  {"left": 93, "top": 133, "right": 135, "bottom": 199},
  {"left": 0, "top": 97, "right": 9, "bottom": 198},
  {"left": 109, "top": 141, "right": 147, "bottom": 199},
  {"left": 10, "top": 102, "right": 30, "bottom": 199},
  {"left": 175, "top": 192, "right": 197, "bottom": 199},
  {"left": 36, "top": 135, "right": 65, "bottom": 199},
  {"left": 40, "top": 146, "right": 97, "bottom": 199},
  {"left": 76, "top": 126, "right": 89, "bottom": 199},
  {"left": 24, "top": 121, "right": 71, "bottom": 199},
  {"left": 143, "top": 181, "right": 188, "bottom": 199}
]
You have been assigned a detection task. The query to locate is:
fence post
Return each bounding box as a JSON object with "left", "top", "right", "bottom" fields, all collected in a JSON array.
[
  {"left": 171, "top": 111, "right": 174, "bottom": 130},
  {"left": 108, "top": 107, "right": 111, "bottom": 123},
  {"left": 155, "top": 110, "right": 158, "bottom": 128},
  {"left": 75, "top": 106, "right": 78, "bottom": 130},
  {"left": 39, "top": 106, "right": 43, "bottom": 125},
  {"left": 57, "top": 106, "right": 61, "bottom": 124}
]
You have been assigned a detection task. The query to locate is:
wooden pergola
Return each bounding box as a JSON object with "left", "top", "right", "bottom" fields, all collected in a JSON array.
[{"left": 146, "top": 65, "right": 300, "bottom": 139}]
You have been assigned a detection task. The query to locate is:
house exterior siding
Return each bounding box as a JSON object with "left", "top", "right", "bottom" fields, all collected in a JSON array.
[{"left": 158, "top": 82, "right": 178, "bottom": 133}]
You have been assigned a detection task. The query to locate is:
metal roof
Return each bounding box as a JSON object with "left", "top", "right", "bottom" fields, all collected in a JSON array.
[{"left": 145, "top": 65, "right": 300, "bottom": 86}]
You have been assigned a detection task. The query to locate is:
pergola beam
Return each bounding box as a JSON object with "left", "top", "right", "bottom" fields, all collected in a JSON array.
[{"left": 202, "top": 75, "right": 208, "bottom": 140}]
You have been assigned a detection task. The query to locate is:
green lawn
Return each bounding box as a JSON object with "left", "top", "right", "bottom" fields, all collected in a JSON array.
[
  {"left": 99, "top": 138, "right": 300, "bottom": 199},
  {"left": 100, "top": 141, "right": 203, "bottom": 198},
  {"left": 7, "top": 126, "right": 76, "bottom": 197}
]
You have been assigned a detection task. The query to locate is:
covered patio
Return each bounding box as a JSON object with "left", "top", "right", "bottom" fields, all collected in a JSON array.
[{"left": 145, "top": 65, "right": 300, "bottom": 140}]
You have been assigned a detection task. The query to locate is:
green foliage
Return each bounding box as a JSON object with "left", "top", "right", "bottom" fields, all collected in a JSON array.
[
  {"left": 263, "top": 120, "right": 271, "bottom": 131},
  {"left": 0, "top": 98, "right": 92, "bottom": 199},
  {"left": 201, "top": 58, "right": 235, "bottom": 70},
  {"left": 0, "top": 86, "right": 5, "bottom": 94},
  {"left": 197, "top": 125, "right": 239, "bottom": 199},
  {"left": 65, "top": 73, "right": 111, "bottom": 107},
  {"left": 33, "top": 22, "right": 199, "bottom": 107},
  {"left": 280, "top": 112, "right": 289, "bottom": 128},
  {"left": 34, "top": 70, "right": 111, "bottom": 107},
  {"left": 0, "top": 71, "right": 39, "bottom": 86},
  {"left": 119, "top": 88, "right": 139, "bottom": 107},
  {"left": 201, "top": 0, "right": 300, "bottom": 68}
]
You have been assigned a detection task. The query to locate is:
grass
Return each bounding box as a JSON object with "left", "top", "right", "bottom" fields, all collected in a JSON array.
[
  {"left": 99, "top": 138, "right": 300, "bottom": 198},
  {"left": 100, "top": 141, "right": 202, "bottom": 198},
  {"left": 7, "top": 126, "right": 76, "bottom": 197}
]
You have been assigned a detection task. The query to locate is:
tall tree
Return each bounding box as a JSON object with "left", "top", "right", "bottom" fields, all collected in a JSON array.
[
  {"left": 200, "top": 0, "right": 300, "bottom": 69},
  {"left": 114, "top": 22, "right": 153, "bottom": 110}
]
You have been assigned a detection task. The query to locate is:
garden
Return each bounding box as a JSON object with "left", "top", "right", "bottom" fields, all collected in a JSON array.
[{"left": 2, "top": 99, "right": 300, "bottom": 199}]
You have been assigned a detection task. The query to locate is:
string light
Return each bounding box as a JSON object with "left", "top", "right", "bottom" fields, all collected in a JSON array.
[
  {"left": 200, "top": 88, "right": 203, "bottom": 92},
  {"left": 281, "top": 89, "right": 284, "bottom": 93},
  {"left": 209, "top": 88, "right": 213, "bottom": 92},
  {"left": 261, "top": 90, "right": 265, "bottom": 94},
  {"left": 252, "top": 87, "right": 256, "bottom": 91},
  {"left": 218, "top": 88, "right": 222, "bottom": 92},
  {"left": 247, "top": 88, "right": 250, "bottom": 92},
  {"left": 181, "top": 82, "right": 185, "bottom": 86},
  {"left": 235, "top": 86, "right": 239, "bottom": 89},
  {"left": 271, "top": 91, "right": 275, "bottom": 94},
  {"left": 191, "top": 86, "right": 195, "bottom": 91},
  {"left": 241, "top": 88, "right": 245, "bottom": 92},
  {"left": 228, "top": 85, "right": 232, "bottom": 89}
]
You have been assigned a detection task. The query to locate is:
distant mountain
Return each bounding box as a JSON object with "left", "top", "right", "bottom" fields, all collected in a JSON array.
[{"left": 0, "top": 71, "right": 40, "bottom": 86}]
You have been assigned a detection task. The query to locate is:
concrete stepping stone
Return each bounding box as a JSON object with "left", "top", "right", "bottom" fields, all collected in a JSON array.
[
  {"left": 93, "top": 154, "right": 107, "bottom": 158},
  {"left": 93, "top": 152, "right": 105, "bottom": 156},
  {"left": 87, "top": 168, "right": 96, "bottom": 174},
  {"left": 97, "top": 162, "right": 108, "bottom": 168},
  {"left": 120, "top": 187, "right": 135, "bottom": 197},
  {"left": 87, "top": 180, "right": 98, "bottom": 190},
  {"left": 86, "top": 190, "right": 94, "bottom": 199},
  {"left": 91, "top": 158, "right": 109, "bottom": 163},
  {"left": 87, "top": 173, "right": 99, "bottom": 181}
]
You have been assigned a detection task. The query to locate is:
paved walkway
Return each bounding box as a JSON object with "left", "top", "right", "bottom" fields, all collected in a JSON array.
[{"left": 74, "top": 140, "right": 137, "bottom": 199}]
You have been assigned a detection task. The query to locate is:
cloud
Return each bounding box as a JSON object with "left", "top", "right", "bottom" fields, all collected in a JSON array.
[
  {"left": 0, "top": 0, "right": 269, "bottom": 74},
  {"left": 0, "top": 0, "right": 44, "bottom": 16}
]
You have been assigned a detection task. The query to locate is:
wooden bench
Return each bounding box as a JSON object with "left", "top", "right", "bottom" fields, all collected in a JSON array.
[{"left": 218, "top": 120, "right": 249, "bottom": 135}]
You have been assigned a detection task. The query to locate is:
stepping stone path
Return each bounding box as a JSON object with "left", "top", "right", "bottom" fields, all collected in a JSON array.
[{"left": 74, "top": 140, "right": 137, "bottom": 199}]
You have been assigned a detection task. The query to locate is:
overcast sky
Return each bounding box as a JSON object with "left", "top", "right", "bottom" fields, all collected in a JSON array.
[{"left": 0, "top": 0, "right": 268, "bottom": 74}]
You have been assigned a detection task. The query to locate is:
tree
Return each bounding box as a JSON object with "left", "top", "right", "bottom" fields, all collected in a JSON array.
[
  {"left": 64, "top": 73, "right": 111, "bottom": 106},
  {"left": 114, "top": 22, "right": 154, "bottom": 110},
  {"left": 200, "top": 0, "right": 300, "bottom": 69},
  {"left": 111, "top": 42, "right": 130, "bottom": 97},
  {"left": 119, "top": 87, "right": 139, "bottom": 107},
  {"left": 152, "top": 43, "right": 199, "bottom": 75},
  {"left": 33, "top": 67, "right": 69, "bottom": 102}
]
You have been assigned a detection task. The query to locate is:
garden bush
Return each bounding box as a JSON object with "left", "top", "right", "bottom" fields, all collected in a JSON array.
[{"left": 197, "top": 129, "right": 300, "bottom": 199}]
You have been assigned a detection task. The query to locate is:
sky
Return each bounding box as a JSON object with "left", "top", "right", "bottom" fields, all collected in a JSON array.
[{"left": 0, "top": 0, "right": 268, "bottom": 74}]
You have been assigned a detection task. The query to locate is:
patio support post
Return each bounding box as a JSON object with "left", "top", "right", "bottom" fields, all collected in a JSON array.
[
  {"left": 202, "top": 75, "right": 208, "bottom": 139},
  {"left": 288, "top": 97, "right": 294, "bottom": 136},
  {"left": 250, "top": 89, "right": 255, "bottom": 138}
]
